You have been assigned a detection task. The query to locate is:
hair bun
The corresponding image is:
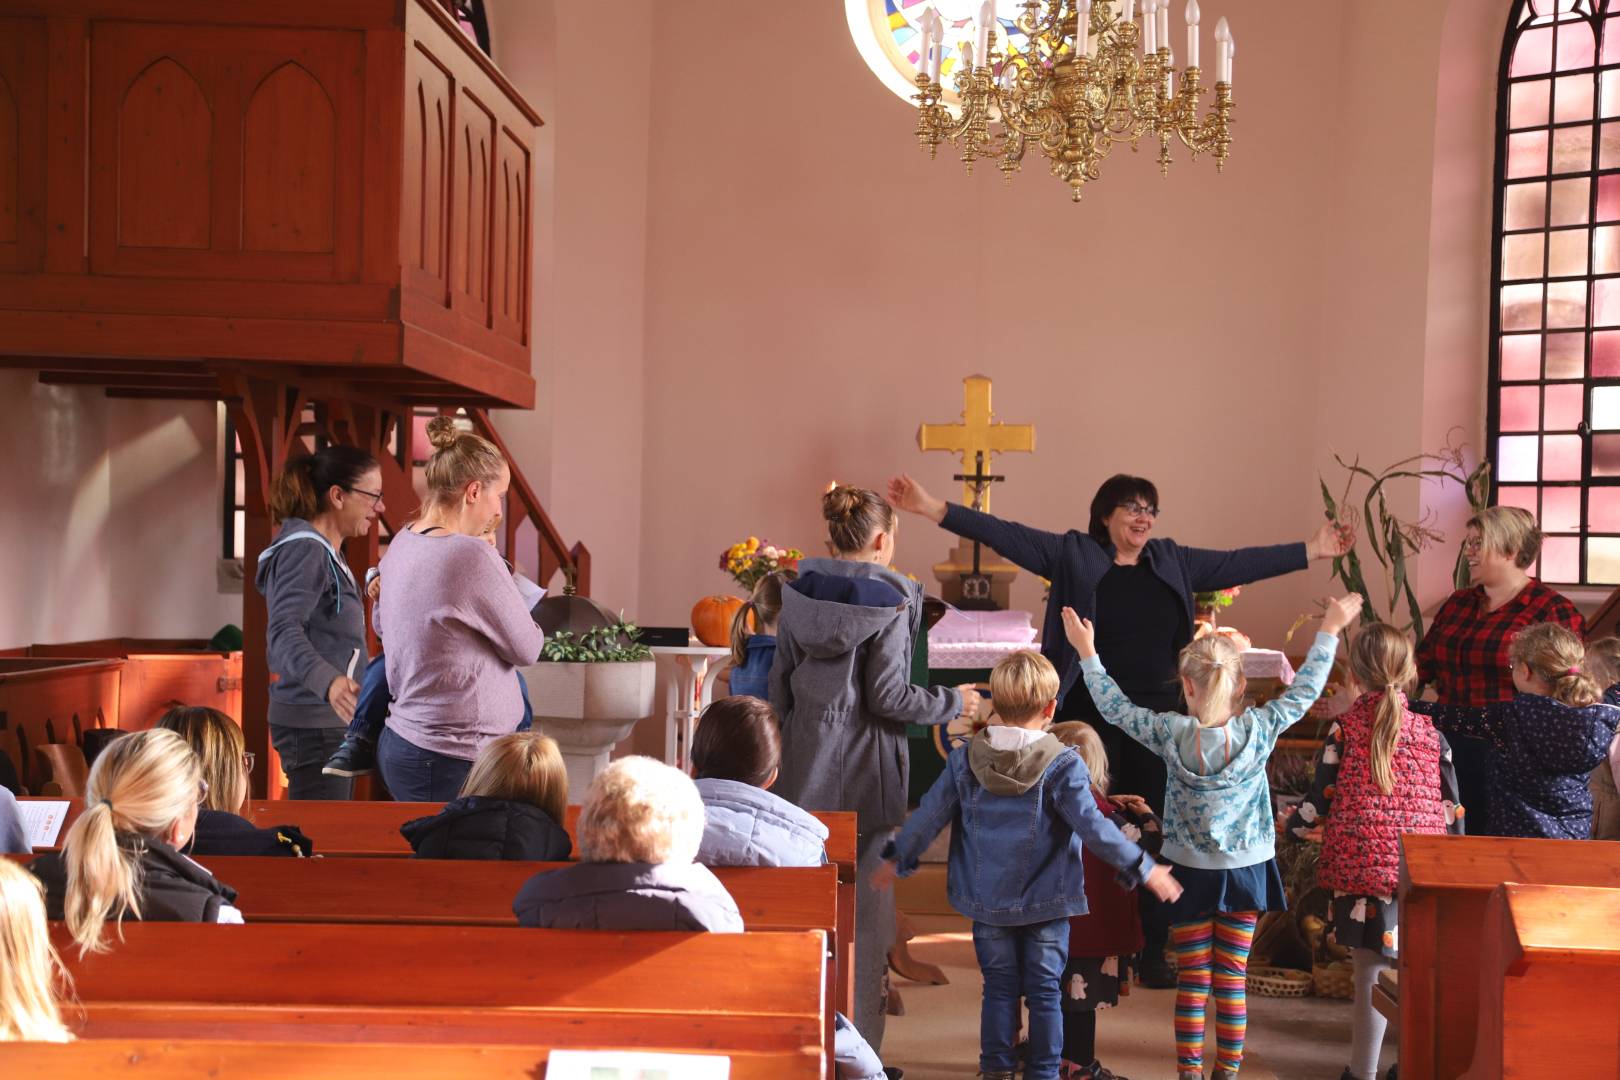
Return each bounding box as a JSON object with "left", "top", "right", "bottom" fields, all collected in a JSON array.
[
  {"left": 823, "top": 484, "right": 860, "bottom": 522},
  {"left": 425, "top": 415, "right": 461, "bottom": 451}
]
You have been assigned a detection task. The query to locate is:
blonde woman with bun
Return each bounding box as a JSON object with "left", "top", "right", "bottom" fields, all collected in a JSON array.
[
  {"left": 255, "top": 444, "right": 383, "bottom": 799},
  {"left": 367, "top": 416, "right": 545, "bottom": 801},
  {"left": 400, "top": 731, "right": 572, "bottom": 860},
  {"left": 1412, "top": 621, "right": 1620, "bottom": 839},
  {"left": 30, "top": 729, "right": 243, "bottom": 958},
  {"left": 769, "top": 482, "right": 980, "bottom": 1051},
  {"left": 0, "top": 858, "right": 73, "bottom": 1042}
]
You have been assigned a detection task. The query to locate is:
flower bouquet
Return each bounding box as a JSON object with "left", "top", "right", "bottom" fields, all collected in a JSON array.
[
  {"left": 1193, "top": 586, "right": 1242, "bottom": 614},
  {"left": 719, "top": 536, "right": 803, "bottom": 593}
]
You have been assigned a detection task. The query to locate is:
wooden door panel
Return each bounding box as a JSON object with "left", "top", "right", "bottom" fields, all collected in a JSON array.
[{"left": 0, "top": 16, "right": 47, "bottom": 272}]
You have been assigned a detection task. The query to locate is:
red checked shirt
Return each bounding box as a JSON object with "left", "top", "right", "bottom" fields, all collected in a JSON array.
[{"left": 1415, "top": 581, "right": 1586, "bottom": 706}]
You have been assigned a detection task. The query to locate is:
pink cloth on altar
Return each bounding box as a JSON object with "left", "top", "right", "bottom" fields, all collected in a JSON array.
[{"left": 929, "top": 608, "right": 1038, "bottom": 645}]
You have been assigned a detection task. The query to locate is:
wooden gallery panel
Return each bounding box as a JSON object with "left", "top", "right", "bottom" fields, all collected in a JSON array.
[
  {"left": 0, "top": 17, "right": 46, "bottom": 273},
  {"left": 449, "top": 86, "right": 494, "bottom": 326},
  {"left": 402, "top": 42, "right": 452, "bottom": 301},
  {"left": 490, "top": 125, "right": 530, "bottom": 345},
  {"left": 88, "top": 22, "right": 363, "bottom": 281}
]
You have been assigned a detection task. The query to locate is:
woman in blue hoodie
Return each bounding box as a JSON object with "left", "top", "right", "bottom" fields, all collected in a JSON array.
[
  {"left": 255, "top": 446, "right": 384, "bottom": 800},
  {"left": 770, "top": 483, "right": 980, "bottom": 1050}
]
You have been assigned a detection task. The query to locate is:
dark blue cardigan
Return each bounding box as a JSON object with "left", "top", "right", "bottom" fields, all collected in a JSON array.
[{"left": 940, "top": 503, "right": 1309, "bottom": 705}]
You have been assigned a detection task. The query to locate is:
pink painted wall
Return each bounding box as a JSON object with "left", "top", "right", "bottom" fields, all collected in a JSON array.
[{"left": 630, "top": 0, "right": 1516, "bottom": 646}]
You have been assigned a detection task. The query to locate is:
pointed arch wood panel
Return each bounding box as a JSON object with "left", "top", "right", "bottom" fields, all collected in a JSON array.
[
  {"left": 0, "top": 17, "right": 49, "bottom": 272},
  {"left": 450, "top": 87, "right": 493, "bottom": 325},
  {"left": 490, "top": 125, "right": 530, "bottom": 345},
  {"left": 402, "top": 43, "right": 452, "bottom": 298},
  {"left": 116, "top": 57, "right": 212, "bottom": 249},
  {"left": 242, "top": 62, "right": 336, "bottom": 254}
]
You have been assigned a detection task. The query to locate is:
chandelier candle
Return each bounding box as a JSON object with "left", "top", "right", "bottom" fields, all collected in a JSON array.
[{"left": 908, "top": 0, "right": 1235, "bottom": 202}]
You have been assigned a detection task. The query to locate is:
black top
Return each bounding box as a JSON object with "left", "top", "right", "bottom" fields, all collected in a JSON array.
[
  {"left": 31, "top": 834, "right": 239, "bottom": 923},
  {"left": 400, "top": 796, "right": 573, "bottom": 861},
  {"left": 1093, "top": 561, "right": 1184, "bottom": 709},
  {"left": 191, "top": 808, "right": 312, "bottom": 858}
]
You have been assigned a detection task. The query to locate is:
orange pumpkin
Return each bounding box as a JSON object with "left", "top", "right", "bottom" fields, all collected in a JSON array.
[{"left": 692, "top": 595, "right": 747, "bottom": 647}]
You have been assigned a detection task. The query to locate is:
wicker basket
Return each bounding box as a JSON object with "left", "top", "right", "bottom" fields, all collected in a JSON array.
[
  {"left": 1312, "top": 960, "right": 1355, "bottom": 1000},
  {"left": 1246, "top": 965, "right": 1313, "bottom": 998}
]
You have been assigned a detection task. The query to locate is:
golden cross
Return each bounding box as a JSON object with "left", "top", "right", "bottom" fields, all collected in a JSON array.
[{"left": 917, "top": 375, "right": 1035, "bottom": 514}]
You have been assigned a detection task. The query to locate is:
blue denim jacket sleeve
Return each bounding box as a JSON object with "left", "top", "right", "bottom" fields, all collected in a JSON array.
[
  {"left": 1049, "top": 756, "right": 1155, "bottom": 889},
  {"left": 1253, "top": 632, "right": 1340, "bottom": 741},
  {"left": 885, "top": 757, "right": 963, "bottom": 877},
  {"left": 1078, "top": 656, "right": 1177, "bottom": 756}
]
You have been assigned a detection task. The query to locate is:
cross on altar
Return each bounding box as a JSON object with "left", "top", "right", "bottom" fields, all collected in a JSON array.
[{"left": 917, "top": 375, "right": 1035, "bottom": 515}]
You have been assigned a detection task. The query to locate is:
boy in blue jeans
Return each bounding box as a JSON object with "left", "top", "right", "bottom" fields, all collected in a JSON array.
[{"left": 874, "top": 651, "right": 1181, "bottom": 1080}]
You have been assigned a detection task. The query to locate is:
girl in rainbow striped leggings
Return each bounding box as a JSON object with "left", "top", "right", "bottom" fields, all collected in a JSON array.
[{"left": 1064, "top": 594, "right": 1361, "bottom": 1079}]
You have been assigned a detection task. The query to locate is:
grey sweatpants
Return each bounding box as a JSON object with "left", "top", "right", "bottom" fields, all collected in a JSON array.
[{"left": 855, "top": 831, "right": 898, "bottom": 1050}]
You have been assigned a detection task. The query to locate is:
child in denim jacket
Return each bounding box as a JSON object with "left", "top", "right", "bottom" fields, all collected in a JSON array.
[{"left": 874, "top": 651, "right": 1180, "bottom": 1080}]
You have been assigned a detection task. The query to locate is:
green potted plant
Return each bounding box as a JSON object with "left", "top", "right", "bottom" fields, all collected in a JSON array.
[{"left": 522, "top": 617, "right": 657, "bottom": 802}]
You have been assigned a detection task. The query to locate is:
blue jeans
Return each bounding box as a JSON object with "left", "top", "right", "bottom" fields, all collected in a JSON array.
[
  {"left": 348, "top": 653, "right": 533, "bottom": 739},
  {"left": 377, "top": 726, "right": 473, "bottom": 801},
  {"left": 972, "top": 918, "right": 1070, "bottom": 1080}
]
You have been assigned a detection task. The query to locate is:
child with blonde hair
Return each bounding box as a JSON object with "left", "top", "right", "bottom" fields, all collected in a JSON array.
[
  {"left": 1411, "top": 622, "right": 1620, "bottom": 839},
  {"left": 1049, "top": 721, "right": 1164, "bottom": 1080},
  {"left": 30, "top": 728, "right": 243, "bottom": 958},
  {"left": 0, "top": 859, "right": 73, "bottom": 1042},
  {"left": 402, "top": 731, "right": 572, "bottom": 860},
  {"left": 875, "top": 650, "right": 1180, "bottom": 1080},
  {"left": 1281, "top": 622, "right": 1461, "bottom": 1080},
  {"left": 1582, "top": 636, "right": 1620, "bottom": 840},
  {"left": 1065, "top": 593, "right": 1362, "bottom": 1080}
]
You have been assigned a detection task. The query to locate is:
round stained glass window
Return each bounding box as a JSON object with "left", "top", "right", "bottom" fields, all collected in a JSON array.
[{"left": 844, "top": 0, "right": 1035, "bottom": 106}]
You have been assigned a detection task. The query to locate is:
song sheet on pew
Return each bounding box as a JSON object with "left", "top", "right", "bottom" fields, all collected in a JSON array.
[
  {"left": 18, "top": 799, "right": 69, "bottom": 849},
  {"left": 547, "top": 1050, "right": 729, "bottom": 1079}
]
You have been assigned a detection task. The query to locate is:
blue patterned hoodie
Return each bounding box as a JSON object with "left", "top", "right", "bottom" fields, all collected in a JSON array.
[{"left": 1079, "top": 631, "right": 1341, "bottom": 870}]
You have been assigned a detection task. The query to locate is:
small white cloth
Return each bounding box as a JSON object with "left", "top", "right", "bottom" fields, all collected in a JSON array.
[{"left": 985, "top": 725, "right": 1047, "bottom": 750}]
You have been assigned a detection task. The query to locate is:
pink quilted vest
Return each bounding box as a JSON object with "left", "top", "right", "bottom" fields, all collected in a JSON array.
[{"left": 1317, "top": 692, "right": 1449, "bottom": 898}]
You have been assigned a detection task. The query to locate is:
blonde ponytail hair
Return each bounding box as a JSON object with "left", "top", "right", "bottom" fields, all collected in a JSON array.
[
  {"left": 730, "top": 570, "right": 794, "bottom": 666},
  {"left": 422, "top": 416, "right": 506, "bottom": 512},
  {"left": 62, "top": 728, "right": 202, "bottom": 957},
  {"left": 1178, "top": 634, "right": 1245, "bottom": 727},
  {"left": 1347, "top": 622, "right": 1417, "bottom": 796},
  {"left": 0, "top": 859, "right": 72, "bottom": 1042},
  {"left": 1049, "top": 721, "right": 1110, "bottom": 795},
  {"left": 1510, "top": 622, "right": 1602, "bottom": 707}
]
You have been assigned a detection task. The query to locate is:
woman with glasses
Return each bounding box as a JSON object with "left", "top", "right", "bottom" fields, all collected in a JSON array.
[
  {"left": 155, "top": 706, "right": 312, "bottom": 857},
  {"left": 888, "top": 471, "right": 1351, "bottom": 987},
  {"left": 255, "top": 445, "right": 384, "bottom": 799},
  {"left": 1414, "top": 506, "right": 1585, "bottom": 836},
  {"left": 30, "top": 729, "right": 243, "bottom": 956}
]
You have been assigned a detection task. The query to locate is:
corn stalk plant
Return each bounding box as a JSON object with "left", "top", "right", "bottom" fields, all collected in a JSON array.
[{"left": 1318, "top": 432, "right": 1491, "bottom": 639}]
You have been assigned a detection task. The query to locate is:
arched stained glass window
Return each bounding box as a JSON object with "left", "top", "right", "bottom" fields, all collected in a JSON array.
[{"left": 1491, "top": 0, "right": 1620, "bottom": 585}]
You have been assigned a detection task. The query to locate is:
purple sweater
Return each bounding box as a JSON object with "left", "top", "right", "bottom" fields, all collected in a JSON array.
[{"left": 375, "top": 528, "right": 545, "bottom": 760}]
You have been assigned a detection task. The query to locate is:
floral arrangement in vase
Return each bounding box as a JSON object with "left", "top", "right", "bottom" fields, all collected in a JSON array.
[
  {"left": 1193, "top": 586, "right": 1242, "bottom": 616},
  {"left": 719, "top": 536, "right": 804, "bottom": 592}
]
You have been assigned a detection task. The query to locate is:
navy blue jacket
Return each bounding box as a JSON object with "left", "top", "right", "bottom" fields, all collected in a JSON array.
[
  {"left": 940, "top": 503, "right": 1308, "bottom": 705},
  {"left": 728, "top": 635, "right": 776, "bottom": 701}
]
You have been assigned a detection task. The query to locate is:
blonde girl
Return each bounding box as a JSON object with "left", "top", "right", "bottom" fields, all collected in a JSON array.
[
  {"left": 401, "top": 731, "right": 573, "bottom": 861},
  {"left": 722, "top": 569, "right": 795, "bottom": 700},
  {"left": 0, "top": 859, "right": 73, "bottom": 1042},
  {"left": 29, "top": 729, "right": 242, "bottom": 958},
  {"left": 1064, "top": 593, "right": 1362, "bottom": 1080},
  {"left": 1412, "top": 622, "right": 1620, "bottom": 839},
  {"left": 1283, "top": 623, "right": 1460, "bottom": 1080}
]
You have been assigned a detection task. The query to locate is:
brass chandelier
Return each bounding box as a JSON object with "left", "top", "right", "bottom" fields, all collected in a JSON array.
[{"left": 911, "top": 0, "right": 1235, "bottom": 202}]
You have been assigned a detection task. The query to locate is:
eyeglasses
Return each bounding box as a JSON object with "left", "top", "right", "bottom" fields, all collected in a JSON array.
[
  {"left": 197, "top": 777, "right": 211, "bottom": 805},
  {"left": 346, "top": 485, "right": 385, "bottom": 507},
  {"left": 1462, "top": 537, "right": 1485, "bottom": 554},
  {"left": 243, "top": 751, "right": 257, "bottom": 774},
  {"left": 1117, "top": 501, "right": 1160, "bottom": 519}
]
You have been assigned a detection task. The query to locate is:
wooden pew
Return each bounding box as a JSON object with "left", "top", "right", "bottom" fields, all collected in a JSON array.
[
  {"left": 1397, "top": 834, "right": 1620, "bottom": 1080},
  {"left": 0, "top": 1039, "right": 816, "bottom": 1080},
  {"left": 53, "top": 923, "right": 827, "bottom": 1076},
  {"left": 1464, "top": 883, "right": 1620, "bottom": 1080}
]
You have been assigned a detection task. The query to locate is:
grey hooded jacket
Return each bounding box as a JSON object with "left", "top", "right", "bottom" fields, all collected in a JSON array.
[
  {"left": 252, "top": 518, "right": 366, "bottom": 727},
  {"left": 769, "top": 558, "right": 963, "bottom": 834}
]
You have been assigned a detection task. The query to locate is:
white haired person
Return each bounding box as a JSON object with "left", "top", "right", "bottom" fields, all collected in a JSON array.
[
  {"left": 30, "top": 729, "right": 242, "bottom": 957},
  {"left": 0, "top": 858, "right": 73, "bottom": 1041},
  {"left": 512, "top": 756, "right": 736, "bottom": 929}
]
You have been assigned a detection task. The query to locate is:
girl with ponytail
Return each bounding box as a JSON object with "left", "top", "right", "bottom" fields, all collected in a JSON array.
[
  {"left": 719, "top": 569, "right": 794, "bottom": 701},
  {"left": 30, "top": 729, "right": 242, "bottom": 958},
  {"left": 1063, "top": 593, "right": 1362, "bottom": 1080},
  {"left": 1411, "top": 621, "right": 1620, "bottom": 840},
  {"left": 1281, "top": 623, "right": 1460, "bottom": 1080}
]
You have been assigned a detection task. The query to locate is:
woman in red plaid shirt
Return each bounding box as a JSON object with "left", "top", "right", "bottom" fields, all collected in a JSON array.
[{"left": 1415, "top": 506, "right": 1585, "bottom": 836}]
